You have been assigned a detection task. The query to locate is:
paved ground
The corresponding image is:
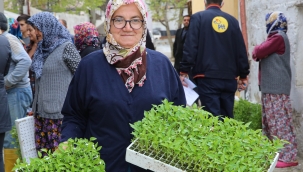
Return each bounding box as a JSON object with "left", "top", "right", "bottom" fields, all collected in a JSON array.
[{"left": 154, "top": 38, "right": 172, "bottom": 59}]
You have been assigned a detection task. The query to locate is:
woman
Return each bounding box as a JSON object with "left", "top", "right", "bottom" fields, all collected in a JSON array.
[
  {"left": 27, "top": 12, "right": 81, "bottom": 154},
  {"left": 0, "top": 33, "right": 12, "bottom": 172},
  {"left": 252, "top": 12, "right": 298, "bottom": 168},
  {"left": 74, "top": 22, "right": 101, "bottom": 58},
  {"left": 26, "top": 22, "right": 39, "bottom": 58},
  {"left": 60, "top": 0, "right": 186, "bottom": 171},
  {"left": 26, "top": 21, "right": 39, "bottom": 99}
]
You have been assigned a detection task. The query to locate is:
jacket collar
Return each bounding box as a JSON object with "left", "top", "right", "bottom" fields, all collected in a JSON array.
[{"left": 206, "top": 5, "right": 221, "bottom": 10}]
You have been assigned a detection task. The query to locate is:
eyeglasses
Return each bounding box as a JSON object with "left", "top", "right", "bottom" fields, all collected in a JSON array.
[{"left": 111, "top": 18, "right": 144, "bottom": 30}]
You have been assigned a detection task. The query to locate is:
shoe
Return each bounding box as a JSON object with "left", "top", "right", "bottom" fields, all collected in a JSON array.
[{"left": 276, "top": 161, "right": 298, "bottom": 168}]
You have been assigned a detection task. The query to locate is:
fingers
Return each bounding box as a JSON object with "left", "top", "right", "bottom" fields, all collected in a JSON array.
[
  {"left": 179, "top": 75, "right": 188, "bottom": 87},
  {"left": 182, "top": 80, "right": 188, "bottom": 87},
  {"left": 238, "top": 78, "right": 248, "bottom": 92}
]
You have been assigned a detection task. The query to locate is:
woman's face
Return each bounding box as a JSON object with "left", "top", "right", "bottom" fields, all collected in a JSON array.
[
  {"left": 110, "top": 3, "right": 144, "bottom": 48},
  {"left": 27, "top": 25, "right": 37, "bottom": 42},
  {"left": 35, "top": 28, "right": 43, "bottom": 42}
]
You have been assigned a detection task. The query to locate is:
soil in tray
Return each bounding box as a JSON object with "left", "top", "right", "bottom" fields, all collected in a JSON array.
[
  {"left": 163, "top": 158, "right": 172, "bottom": 164},
  {"left": 154, "top": 155, "right": 162, "bottom": 160}
]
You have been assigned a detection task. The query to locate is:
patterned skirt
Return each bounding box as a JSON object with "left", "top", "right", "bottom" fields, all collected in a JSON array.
[
  {"left": 261, "top": 93, "right": 297, "bottom": 162},
  {"left": 34, "top": 115, "right": 62, "bottom": 156}
]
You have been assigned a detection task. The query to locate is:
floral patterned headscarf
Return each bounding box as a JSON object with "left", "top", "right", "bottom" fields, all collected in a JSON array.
[
  {"left": 74, "top": 22, "right": 100, "bottom": 53},
  {"left": 28, "top": 12, "right": 72, "bottom": 79},
  {"left": 104, "top": 0, "right": 148, "bottom": 92},
  {"left": 265, "top": 11, "right": 287, "bottom": 34}
]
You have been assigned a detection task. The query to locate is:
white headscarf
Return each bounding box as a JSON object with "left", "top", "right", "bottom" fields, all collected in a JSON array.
[{"left": 103, "top": 0, "right": 148, "bottom": 92}]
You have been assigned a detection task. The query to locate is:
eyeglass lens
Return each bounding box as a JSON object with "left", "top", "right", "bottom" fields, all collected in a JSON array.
[{"left": 113, "top": 18, "right": 143, "bottom": 29}]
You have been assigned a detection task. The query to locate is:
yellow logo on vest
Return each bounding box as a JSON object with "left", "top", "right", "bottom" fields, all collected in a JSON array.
[{"left": 212, "top": 16, "right": 228, "bottom": 33}]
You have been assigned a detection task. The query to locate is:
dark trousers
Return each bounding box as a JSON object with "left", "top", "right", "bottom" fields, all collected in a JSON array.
[
  {"left": 195, "top": 78, "right": 237, "bottom": 119},
  {"left": 0, "top": 133, "right": 5, "bottom": 172}
]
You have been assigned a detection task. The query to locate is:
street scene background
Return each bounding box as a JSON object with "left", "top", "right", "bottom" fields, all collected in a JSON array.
[{"left": 1, "top": 0, "right": 303, "bottom": 171}]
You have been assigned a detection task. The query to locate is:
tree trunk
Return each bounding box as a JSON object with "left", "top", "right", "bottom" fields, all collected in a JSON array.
[
  {"left": 27, "top": 0, "right": 31, "bottom": 15},
  {"left": 163, "top": 7, "right": 174, "bottom": 59},
  {"left": 90, "top": 9, "right": 96, "bottom": 25},
  {"left": 19, "top": 0, "right": 25, "bottom": 14},
  {"left": 178, "top": 7, "right": 184, "bottom": 29}
]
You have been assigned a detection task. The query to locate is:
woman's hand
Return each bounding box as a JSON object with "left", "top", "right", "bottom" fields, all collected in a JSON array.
[{"left": 55, "top": 141, "right": 68, "bottom": 153}]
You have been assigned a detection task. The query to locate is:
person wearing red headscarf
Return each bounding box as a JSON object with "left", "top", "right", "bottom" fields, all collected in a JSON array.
[{"left": 73, "top": 22, "right": 101, "bottom": 58}]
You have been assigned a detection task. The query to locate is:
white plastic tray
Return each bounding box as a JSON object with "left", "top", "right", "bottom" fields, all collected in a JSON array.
[
  {"left": 15, "top": 116, "right": 38, "bottom": 163},
  {"left": 126, "top": 140, "right": 279, "bottom": 172},
  {"left": 268, "top": 152, "right": 279, "bottom": 172}
]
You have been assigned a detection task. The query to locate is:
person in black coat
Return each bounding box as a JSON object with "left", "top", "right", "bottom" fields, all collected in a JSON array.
[
  {"left": 173, "top": 15, "right": 190, "bottom": 74},
  {"left": 180, "top": 0, "right": 249, "bottom": 119},
  {"left": 146, "top": 29, "right": 155, "bottom": 50},
  {"left": 0, "top": 29, "right": 12, "bottom": 172}
]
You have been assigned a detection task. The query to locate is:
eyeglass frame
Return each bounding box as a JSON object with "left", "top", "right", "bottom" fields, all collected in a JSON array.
[{"left": 111, "top": 18, "right": 144, "bottom": 30}]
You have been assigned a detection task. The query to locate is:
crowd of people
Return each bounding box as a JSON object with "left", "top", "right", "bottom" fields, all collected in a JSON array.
[
  {"left": 0, "top": 0, "right": 299, "bottom": 171},
  {"left": 0, "top": 10, "right": 100, "bottom": 171}
]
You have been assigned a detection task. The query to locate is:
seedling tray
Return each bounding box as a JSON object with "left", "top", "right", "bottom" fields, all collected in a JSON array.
[
  {"left": 15, "top": 116, "right": 38, "bottom": 163},
  {"left": 126, "top": 139, "right": 279, "bottom": 172}
]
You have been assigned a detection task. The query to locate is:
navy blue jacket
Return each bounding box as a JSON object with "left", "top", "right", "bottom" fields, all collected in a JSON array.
[
  {"left": 0, "top": 35, "right": 12, "bottom": 133},
  {"left": 180, "top": 6, "right": 249, "bottom": 79},
  {"left": 61, "top": 49, "right": 186, "bottom": 172}
]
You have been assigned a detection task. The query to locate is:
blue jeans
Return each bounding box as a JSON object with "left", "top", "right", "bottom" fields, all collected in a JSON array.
[{"left": 4, "top": 86, "right": 32, "bottom": 148}]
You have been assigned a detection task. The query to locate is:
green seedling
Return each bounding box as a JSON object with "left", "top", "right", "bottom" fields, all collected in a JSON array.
[
  {"left": 130, "top": 99, "right": 285, "bottom": 172},
  {"left": 13, "top": 137, "right": 106, "bottom": 172}
]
